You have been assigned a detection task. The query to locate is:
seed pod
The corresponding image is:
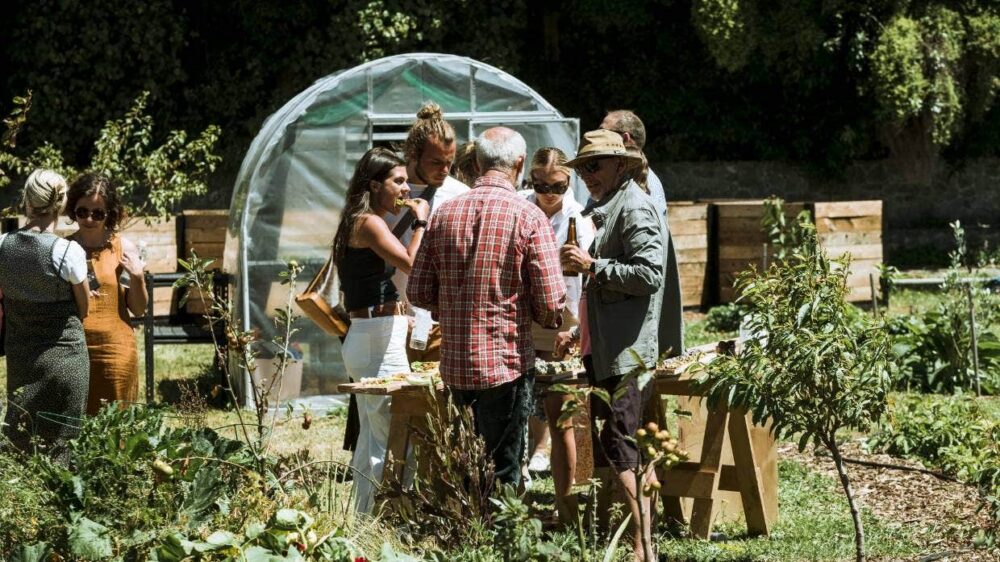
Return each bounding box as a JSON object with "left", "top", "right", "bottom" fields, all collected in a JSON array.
[
  {"left": 651, "top": 481, "right": 662, "bottom": 491},
  {"left": 636, "top": 428, "right": 647, "bottom": 438},
  {"left": 151, "top": 459, "right": 174, "bottom": 477},
  {"left": 645, "top": 422, "right": 659, "bottom": 433},
  {"left": 646, "top": 446, "right": 657, "bottom": 458},
  {"left": 302, "top": 412, "right": 313, "bottom": 430},
  {"left": 656, "top": 430, "right": 670, "bottom": 441}
]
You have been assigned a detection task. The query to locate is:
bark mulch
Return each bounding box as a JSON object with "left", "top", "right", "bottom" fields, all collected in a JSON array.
[{"left": 779, "top": 440, "right": 998, "bottom": 561}]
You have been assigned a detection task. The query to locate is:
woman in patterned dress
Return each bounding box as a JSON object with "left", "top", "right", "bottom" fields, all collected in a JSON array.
[
  {"left": 66, "top": 173, "right": 146, "bottom": 415},
  {"left": 0, "top": 169, "right": 90, "bottom": 463}
]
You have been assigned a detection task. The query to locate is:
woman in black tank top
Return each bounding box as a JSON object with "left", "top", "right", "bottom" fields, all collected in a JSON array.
[{"left": 331, "top": 147, "right": 429, "bottom": 514}]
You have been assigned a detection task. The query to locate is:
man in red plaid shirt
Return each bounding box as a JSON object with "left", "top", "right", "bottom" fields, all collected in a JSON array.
[{"left": 408, "top": 126, "right": 566, "bottom": 486}]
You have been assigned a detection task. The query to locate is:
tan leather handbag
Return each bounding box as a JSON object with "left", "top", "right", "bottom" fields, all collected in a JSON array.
[{"left": 295, "top": 253, "right": 350, "bottom": 337}]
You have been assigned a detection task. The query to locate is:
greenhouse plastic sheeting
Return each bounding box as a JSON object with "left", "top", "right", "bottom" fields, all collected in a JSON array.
[{"left": 227, "top": 53, "right": 580, "bottom": 409}]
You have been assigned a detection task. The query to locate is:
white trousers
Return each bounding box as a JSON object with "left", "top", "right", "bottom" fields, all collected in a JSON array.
[{"left": 341, "top": 315, "right": 410, "bottom": 514}]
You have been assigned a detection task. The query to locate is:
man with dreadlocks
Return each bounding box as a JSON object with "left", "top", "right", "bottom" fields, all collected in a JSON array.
[{"left": 386, "top": 101, "right": 470, "bottom": 362}]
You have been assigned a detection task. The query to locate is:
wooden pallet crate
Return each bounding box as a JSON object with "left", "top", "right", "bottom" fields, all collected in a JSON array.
[
  {"left": 669, "top": 201, "right": 710, "bottom": 308},
  {"left": 714, "top": 201, "right": 807, "bottom": 304},
  {"left": 713, "top": 200, "right": 883, "bottom": 304},
  {"left": 813, "top": 201, "right": 884, "bottom": 303},
  {"left": 182, "top": 210, "right": 229, "bottom": 315}
]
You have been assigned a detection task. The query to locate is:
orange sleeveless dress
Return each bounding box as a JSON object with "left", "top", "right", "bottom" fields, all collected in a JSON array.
[{"left": 77, "top": 234, "right": 139, "bottom": 414}]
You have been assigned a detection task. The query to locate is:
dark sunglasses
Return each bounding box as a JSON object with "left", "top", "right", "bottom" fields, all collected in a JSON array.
[
  {"left": 74, "top": 207, "right": 107, "bottom": 221},
  {"left": 575, "top": 157, "right": 609, "bottom": 175},
  {"left": 527, "top": 180, "right": 569, "bottom": 195}
]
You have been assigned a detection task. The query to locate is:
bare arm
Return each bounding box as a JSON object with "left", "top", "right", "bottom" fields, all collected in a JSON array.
[
  {"left": 72, "top": 282, "right": 89, "bottom": 319},
  {"left": 355, "top": 201, "right": 430, "bottom": 275},
  {"left": 120, "top": 237, "right": 147, "bottom": 317}
]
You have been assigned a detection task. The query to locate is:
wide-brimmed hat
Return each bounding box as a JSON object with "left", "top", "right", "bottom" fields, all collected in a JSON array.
[{"left": 566, "top": 129, "right": 643, "bottom": 168}]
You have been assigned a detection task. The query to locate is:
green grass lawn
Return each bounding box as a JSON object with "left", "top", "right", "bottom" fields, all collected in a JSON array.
[{"left": 654, "top": 460, "right": 922, "bottom": 561}]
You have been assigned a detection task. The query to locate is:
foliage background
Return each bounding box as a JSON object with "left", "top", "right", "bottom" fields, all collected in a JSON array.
[{"left": 1, "top": 0, "right": 998, "bottom": 207}]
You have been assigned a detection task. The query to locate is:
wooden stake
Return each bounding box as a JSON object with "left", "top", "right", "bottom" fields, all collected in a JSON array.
[
  {"left": 965, "top": 285, "right": 982, "bottom": 397},
  {"left": 869, "top": 273, "right": 879, "bottom": 317}
]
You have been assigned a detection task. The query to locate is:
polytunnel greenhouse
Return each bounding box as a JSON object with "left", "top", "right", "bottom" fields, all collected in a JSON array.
[{"left": 225, "top": 53, "right": 581, "bottom": 408}]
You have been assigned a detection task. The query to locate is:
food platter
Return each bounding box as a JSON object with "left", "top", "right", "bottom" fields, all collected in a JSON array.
[{"left": 337, "top": 361, "right": 441, "bottom": 395}]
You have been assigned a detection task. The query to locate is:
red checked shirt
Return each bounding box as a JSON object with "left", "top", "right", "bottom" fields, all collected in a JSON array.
[{"left": 407, "top": 174, "right": 566, "bottom": 390}]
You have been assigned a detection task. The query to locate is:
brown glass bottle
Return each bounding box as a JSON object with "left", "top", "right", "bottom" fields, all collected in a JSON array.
[{"left": 563, "top": 217, "right": 578, "bottom": 277}]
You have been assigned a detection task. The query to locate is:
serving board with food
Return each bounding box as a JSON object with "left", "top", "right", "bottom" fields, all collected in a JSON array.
[{"left": 337, "top": 361, "right": 441, "bottom": 395}]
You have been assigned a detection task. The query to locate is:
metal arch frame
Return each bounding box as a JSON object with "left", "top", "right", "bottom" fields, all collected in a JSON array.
[{"left": 233, "top": 53, "right": 580, "bottom": 406}]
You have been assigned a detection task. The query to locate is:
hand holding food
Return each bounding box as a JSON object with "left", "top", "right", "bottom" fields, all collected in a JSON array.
[{"left": 399, "top": 197, "right": 430, "bottom": 221}]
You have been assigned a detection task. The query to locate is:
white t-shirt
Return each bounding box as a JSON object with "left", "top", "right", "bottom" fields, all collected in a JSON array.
[
  {"left": 518, "top": 189, "right": 595, "bottom": 321},
  {"left": 0, "top": 233, "right": 88, "bottom": 284},
  {"left": 385, "top": 175, "right": 471, "bottom": 303}
]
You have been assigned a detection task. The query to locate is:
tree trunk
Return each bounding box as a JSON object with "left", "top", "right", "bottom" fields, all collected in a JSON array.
[{"left": 827, "top": 439, "right": 865, "bottom": 562}]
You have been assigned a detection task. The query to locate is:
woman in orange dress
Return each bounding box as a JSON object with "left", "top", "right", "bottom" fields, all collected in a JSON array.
[{"left": 66, "top": 173, "right": 147, "bottom": 414}]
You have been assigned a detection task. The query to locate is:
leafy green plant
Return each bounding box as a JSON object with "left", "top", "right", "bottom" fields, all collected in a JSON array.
[
  {"left": 175, "top": 254, "right": 304, "bottom": 473},
  {"left": 380, "top": 388, "right": 497, "bottom": 546},
  {"left": 0, "top": 449, "right": 60, "bottom": 552},
  {"left": 888, "top": 221, "right": 1000, "bottom": 395},
  {"left": 703, "top": 303, "right": 746, "bottom": 333},
  {"left": 695, "top": 202, "right": 893, "bottom": 562},
  {"left": 0, "top": 90, "right": 221, "bottom": 223}
]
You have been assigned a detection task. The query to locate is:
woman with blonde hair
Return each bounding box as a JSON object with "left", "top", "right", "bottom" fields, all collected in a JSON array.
[
  {"left": 333, "top": 147, "right": 429, "bottom": 513},
  {"left": 66, "top": 173, "right": 146, "bottom": 415},
  {"left": 0, "top": 169, "right": 90, "bottom": 463},
  {"left": 519, "top": 147, "right": 594, "bottom": 524}
]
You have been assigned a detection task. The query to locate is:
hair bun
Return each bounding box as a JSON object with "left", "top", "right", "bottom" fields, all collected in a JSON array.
[{"left": 416, "top": 101, "right": 443, "bottom": 121}]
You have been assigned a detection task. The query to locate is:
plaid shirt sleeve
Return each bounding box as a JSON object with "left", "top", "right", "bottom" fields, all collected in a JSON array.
[
  {"left": 406, "top": 223, "right": 439, "bottom": 312},
  {"left": 525, "top": 214, "right": 566, "bottom": 329}
]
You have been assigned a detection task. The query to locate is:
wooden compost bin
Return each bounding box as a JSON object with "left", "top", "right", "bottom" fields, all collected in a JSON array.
[
  {"left": 181, "top": 210, "right": 229, "bottom": 315},
  {"left": 715, "top": 201, "right": 807, "bottom": 304},
  {"left": 714, "top": 200, "right": 883, "bottom": 304},
  {"left": 813, "top": 201, "right": 883, "bottom": 303},
  {"left": 668, "top": 202, "right": 710, "bottom": 308}
]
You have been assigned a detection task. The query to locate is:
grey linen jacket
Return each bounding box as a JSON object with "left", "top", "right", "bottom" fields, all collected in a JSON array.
[{"left": 585, "top": 181, "right": 667, "bottom": 381}]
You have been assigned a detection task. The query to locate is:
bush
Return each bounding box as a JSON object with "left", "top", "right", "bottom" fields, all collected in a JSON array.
[
  {"left": 703, "top": 303, "right": 745, "bottom": 333},
  {"left": 887, "top": 222, "right": 1000, "bottom": 395},
  {"left": 0, "top": 452, "right": 60, "bottom": 553}
]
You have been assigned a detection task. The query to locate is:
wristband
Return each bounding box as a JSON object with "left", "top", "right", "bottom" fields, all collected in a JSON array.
[{"left": 411, "top": 219, "right": 428, "bottom": 231}]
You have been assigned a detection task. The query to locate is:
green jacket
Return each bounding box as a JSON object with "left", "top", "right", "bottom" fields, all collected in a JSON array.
[{"left": 585, "top": 181, "right": 667, "bottom": 380}]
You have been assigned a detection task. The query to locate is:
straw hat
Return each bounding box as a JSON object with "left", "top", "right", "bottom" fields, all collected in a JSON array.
[{"left": 566, "top": 129, "right": 643, "bottom": 168}]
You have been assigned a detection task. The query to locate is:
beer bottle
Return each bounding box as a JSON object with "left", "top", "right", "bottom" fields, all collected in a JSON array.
[{"left": 563, "top": 217, "right": 578, "bottom": 277}]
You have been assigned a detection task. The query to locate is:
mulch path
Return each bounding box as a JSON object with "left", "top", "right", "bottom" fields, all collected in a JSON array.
[{"left": 780, "top": 440, "right": 998, "bottom": 561}]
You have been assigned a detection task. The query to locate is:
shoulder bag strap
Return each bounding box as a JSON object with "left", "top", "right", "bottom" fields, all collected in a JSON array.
[
  {"left": 55, "top": 238, "right": 73, "bottom": 292},
  {"left": 390, "top": 184, "right": 438, "bottom": 239}
]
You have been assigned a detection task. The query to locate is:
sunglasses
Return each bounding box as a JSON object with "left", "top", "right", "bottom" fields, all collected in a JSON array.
[
  {"left": 528, "top": 180, "right": 569, "bottom": 195},
  {"left": 575, "top": 157, "right": 609, "bottom": 175},
  {"left": 74, "top": 207, "right": 107, "bottom": 221}
]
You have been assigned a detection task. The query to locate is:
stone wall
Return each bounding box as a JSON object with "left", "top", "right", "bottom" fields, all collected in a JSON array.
[{"left": 655, "top": 158, "right": 1000, "bottom": 266}]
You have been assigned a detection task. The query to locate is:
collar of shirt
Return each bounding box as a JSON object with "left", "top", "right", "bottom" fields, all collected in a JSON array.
[{"left": 473, "top": 175, "right": 516, "bottom": 192}]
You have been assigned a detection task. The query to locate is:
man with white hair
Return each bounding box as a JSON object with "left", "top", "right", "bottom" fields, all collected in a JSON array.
[{"left": 408, "top": 126, "right": 566, "bottom": 487}]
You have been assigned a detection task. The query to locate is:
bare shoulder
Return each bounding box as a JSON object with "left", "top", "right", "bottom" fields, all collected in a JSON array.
[{"left": 352, "top": 213, "right": 389, "bottom": 245}]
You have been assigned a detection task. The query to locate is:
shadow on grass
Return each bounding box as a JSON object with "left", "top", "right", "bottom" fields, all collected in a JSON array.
[{"left": 156, "top": 364, "right": 229, "bottom": 409}]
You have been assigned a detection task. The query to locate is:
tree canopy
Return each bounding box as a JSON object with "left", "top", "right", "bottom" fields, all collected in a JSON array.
[{"left": 1, "top": 0, "right": 997, "bottom": 200}]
